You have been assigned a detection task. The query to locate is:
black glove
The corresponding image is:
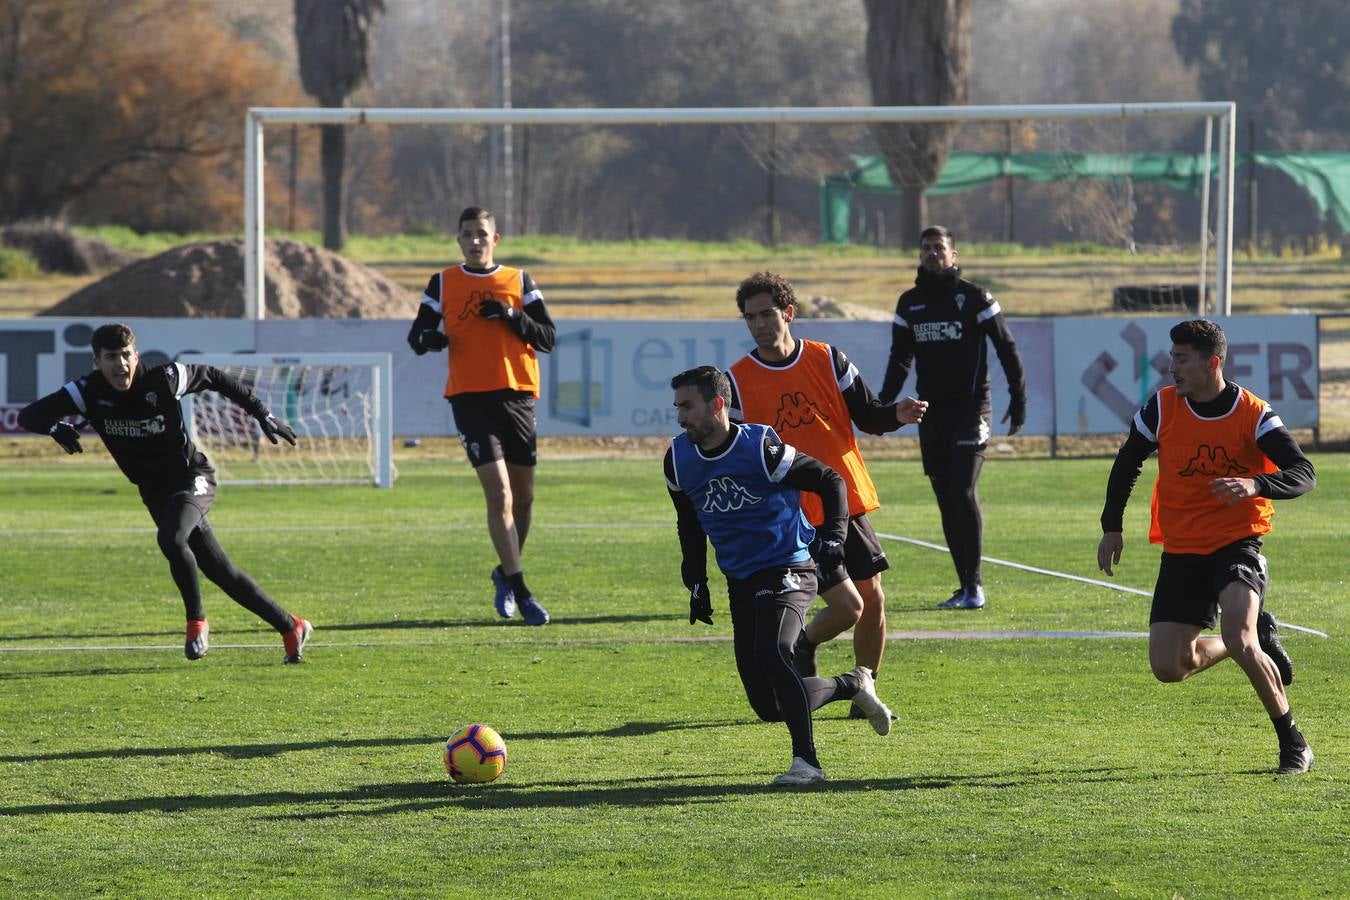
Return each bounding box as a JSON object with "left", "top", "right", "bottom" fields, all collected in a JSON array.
[
  {"left": 688, "top": 582, "right": 713, "bottom": 625},
  {"left": 478, "top": 299, "right": 516, "bottom": 321},
  {"left": 50, "top": 421, "right": 83, "bottom": 454},
  {"left": 810, "top": 537, "right": 846, "bottom": 573},
  {"left": 257, "top": 414, "right": 298, "bottom": 446},
  {"left": 1007, "top": 395, "right": 1027, "bottom": 433},
  {"left": 409, "top": 328, "right": 448, "bottom": 355}
]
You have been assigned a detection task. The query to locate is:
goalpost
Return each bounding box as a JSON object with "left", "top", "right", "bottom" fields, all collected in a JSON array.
[
  {"left": 243, "top": 102, "right": 1236, "bottom": 320},
  {"left": 181, "top": 352, "right": 394, "bottom": 488}
]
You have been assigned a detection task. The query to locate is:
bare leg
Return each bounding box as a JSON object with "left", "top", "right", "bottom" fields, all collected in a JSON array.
[
  {"left": 505, "top": 462, "right": 535, "bottom": 556},
  {"left": 1218, "top": 582, "right": 1289, "bottom": 718},
  {"left": 805, "top": 579, "right": 863, "bottom": 645},
  {"left": 1148, "top": 621, "right": 1230, "bottom": 682},
  {"left": 474, "top": 459, "right": 521, "bottom": 575},
  {"left": 852, "top": 574, "right": 886, "bottom": 672}
]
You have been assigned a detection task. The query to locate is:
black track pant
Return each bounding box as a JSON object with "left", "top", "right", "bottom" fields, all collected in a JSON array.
[
  {"left": 929, "top": 449, "right": 985, "bottom": 590},
  {"left": 728, "top": 566, "right": 858, "bottom": 766},
  {"left": 146, "top": 485, "right": 293, "bottom": 633}
]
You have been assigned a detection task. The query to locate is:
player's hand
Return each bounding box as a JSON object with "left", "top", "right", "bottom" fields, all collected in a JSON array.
[
  {"left": 1003, "top": 396, "right": 1026, "bottom": 435},
  {"left": 1210, "top": 476, "right": 1256, "bottom": 507},
  {"left": 688, "top": 582, "right": 713, "bottom": 625},
  {"left": 1097, "top": 531, "right": 1124, "bottom": 576},
  {"left": 810, "top": 537, "right": 846, "bottom": 573},
  {"left": 49, "top": 421, "right": 83, "bottom": 454},
  {"left": 258, "top": 414, "right": 298, "bottom": 446},
  {"left": 409, "top": 328, "right": 448, "bottom": 355},
  {"left": 479, "top": 299, "right": 517, "bottom": 321},
  {"left": 895, "top": 396, "right": 927, "bottom": 426}
]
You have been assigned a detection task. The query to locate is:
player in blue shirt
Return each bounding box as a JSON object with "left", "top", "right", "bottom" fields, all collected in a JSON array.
[{"left": 664, "top": 365, "right": 894, "bottom": 785}]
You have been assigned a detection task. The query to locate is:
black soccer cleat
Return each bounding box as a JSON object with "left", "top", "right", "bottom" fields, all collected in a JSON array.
[
  {"left": 1276, "top": 743, "right": 1313, "bottom": 775},
  {"left": 792, "top": 631, "right": 817, "bottom": 679},
  {"left": 1257, "top": 610, "right": 1293, "bottom": 686}
]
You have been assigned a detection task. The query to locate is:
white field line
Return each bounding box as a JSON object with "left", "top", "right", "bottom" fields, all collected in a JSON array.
[{"left": 876, "top": 530, "right": 1331, "bottom": 638}]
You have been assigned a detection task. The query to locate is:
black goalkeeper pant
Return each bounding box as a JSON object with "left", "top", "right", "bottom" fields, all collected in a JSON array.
[
  {"left": 143, "top": 478, "right": 293, "bottom": 633},
  {"left": 727, "top": 565, "right": 859, "bottom": 768}
]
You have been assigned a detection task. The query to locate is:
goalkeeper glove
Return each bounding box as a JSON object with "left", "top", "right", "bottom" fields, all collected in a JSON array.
[
  {"left": 810, "top": 537, "right": 846, "bottom": 574},
  {"left": 49, "top": 421, "right": 83, "bottom": 454},
  {"left": 257, "top": 413, "right": 298, "bottom": 446},
  {"left": 1005, "top": 394, "right": 1027, "bottom": 433},
  {"left": 688, "top": 582, "right": 713, "bottom": 626},
  {"left": 408, "top": 328, "right": 448, "bottom": 355},
  {"left": 478, "top": 299, "right": 517, "bottom": 321}
]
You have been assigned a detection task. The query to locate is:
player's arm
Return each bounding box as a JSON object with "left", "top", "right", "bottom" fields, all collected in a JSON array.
[
  {"left": 179, "top": 364, "right": 298, "bottom": 446},
  {"left": 665, "top": 448, "right": 714, "bottom": 624},
  {"left": 17, "top": 386, "right": 85, "bottom": 453},
  {"left": 1213, "top": 409, "right": 1317, "bottom": 505},
  {"left": 407, "top": 274, "right": 448, "bottom": 354},
  {"left": 832, "top": 346, "right": 925, "bottom": 434},
  {"left": 1098, "top": 399, "right": 1159, "bottom": 574},
  {"left": 879, "top": 304, "right": 915, "bottom": 405},
  {"left": 978, "top": 296, "right": 1027, "bottom": 434},
  {"left": 478, "top": 272, "right": 557, "bottom": 353},
  {"left": 777, "top": 444, "right": 848, "bottom": 547}
]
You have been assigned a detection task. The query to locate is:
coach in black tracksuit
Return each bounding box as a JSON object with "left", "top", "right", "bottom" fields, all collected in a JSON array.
[{"left": 879, "top": 226, "right": 1027, "bottom": 610}]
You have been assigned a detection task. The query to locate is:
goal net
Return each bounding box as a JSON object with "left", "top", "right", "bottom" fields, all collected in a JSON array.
[
  {"left": 244, "top": 104, "right": 1234, "bottom": 320},
  {"left": 180, "top": 352, "right": 394, "bottom": 488}
]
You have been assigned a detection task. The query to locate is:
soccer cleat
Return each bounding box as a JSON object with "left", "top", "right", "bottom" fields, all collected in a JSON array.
[
  {"left": 517, "top": 595, "right": 550, "bottom": 626},
  {"left": 282, "top": 616, "right": 312, "bottom": 664},
  {"left": 491, "top": 566, "right": 517, "bottom": 619},
  {"left": 849, "top": 702, "right": 899, "bottom": 722},
  {"left": 772, "top": 756, "right": 826, "bottom": 786},
  {"left": 848, "top": 665, "right": 894, "bottom": 737},
  {"left": 184, "top": 619, "right": 209, "bottom": 661},
  {"left": 936, "top": 588, "right": 966, "bottom": 608},
  {"left": 792, "top": 631, "right": 818, "bottom": 678},
  {"left": 1276, "top": 743, "right": 1314, "bottom": 775},
  {"left": 938, "top": 586, "right": 986, "bottom": 610},
  {"left": 1257, "top": 610, "right": 1294, "bottom": 686}
]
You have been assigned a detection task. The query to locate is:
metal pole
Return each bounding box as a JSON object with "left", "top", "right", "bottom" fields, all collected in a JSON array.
[
  {"left": 1197, "top": 118, "right": 1212, "bottom": 317},
  {"left": 500, "top": 0, "right": 513, "bottom": 233},
  {"left": 1217, "top": 105, "right": 1236, "bottom": 314},
  {"left": 244, "top": 112, "right": 265, "bottom": 320},
  {"left": 1247, "top": 116, "right": 1258, "bottom": 254}
]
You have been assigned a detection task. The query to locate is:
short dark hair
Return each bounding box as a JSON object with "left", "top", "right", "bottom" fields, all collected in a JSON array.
[
  {"left": 458, "top": 206, "right": 496, "bottom": 230},
  {"left": 1170, "top": 318, "right": 1227, "bottom": 362},
  {"left": 920, "top": 225, "right": 955, "bottom": 246},
  {"left": 670, "top": 365, "right": 731, "bottom": 406},
  {"left": 735, "top": 271, "right": 796, "bottom": 313},
  {"left": 91, "top": 323, "right": 136, "bottom": 355}
]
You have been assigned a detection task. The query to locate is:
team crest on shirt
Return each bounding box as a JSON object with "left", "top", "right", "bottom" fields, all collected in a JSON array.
[
  {"left": 701, "top": 477, "right": 762, "bottom": 513},
  {"left": 954, "top": 293, "right": 966, "bottom": 311},
  {"left": 1179, "top": 444, "right": 1250, "bottom": 477},
  {"left": 192, "top": 475, "right": 209, "bottom": 496},
  {"left": 773, "top": 391, "right": 829, "bottom": 432},
  {"left": 781, "top": 571, "right": 802, "bottom": 592},
  {"left": 144, "top": 391, "right": 158, "bottom": 406}
]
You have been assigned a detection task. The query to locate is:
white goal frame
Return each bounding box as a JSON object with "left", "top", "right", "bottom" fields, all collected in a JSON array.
[
  {"left": 243, "top": 102, "right": 1237, "bottom": 319},
  {"left": 181, "top": 352, "right": 394, "bottom": 488}
]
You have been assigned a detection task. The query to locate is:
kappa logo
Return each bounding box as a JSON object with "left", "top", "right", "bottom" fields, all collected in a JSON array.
[
  {"left": 457, "top": 289, "right": 500, "bottom": 320},
  {"left": 701, "top": 476, "right": 762, "bottom": 513},
  {"left": 1179, "top": 444, "right": 1250, "bottom": 477},
  {"left": 773, "top": 391, "right": 829, "bottom": 431}
]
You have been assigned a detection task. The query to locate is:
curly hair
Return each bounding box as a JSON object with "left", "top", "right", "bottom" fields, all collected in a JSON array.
[
  {"left": 735, "top": 271, "right": 797, "bottom": 313},
  {"left": 1170, "top": 318, "right": 1227, "bottom": 362}
]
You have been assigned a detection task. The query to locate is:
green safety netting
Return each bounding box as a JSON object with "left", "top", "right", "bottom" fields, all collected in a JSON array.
[{"left": 820, "top": 152, "right": 1350, "bottom": 242}]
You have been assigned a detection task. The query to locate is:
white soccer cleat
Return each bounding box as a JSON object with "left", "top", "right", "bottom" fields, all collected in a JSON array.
[
  {"left": 772, "top": 756, "right": 826, "bottom": 786},
  {"left": 849, "top": 666, "right": 894, "bottom": 737}
]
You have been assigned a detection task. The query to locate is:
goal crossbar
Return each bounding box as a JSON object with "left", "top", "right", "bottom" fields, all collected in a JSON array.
[{"left": 244, "top": 102, "right": 1236, "bottom": 317}]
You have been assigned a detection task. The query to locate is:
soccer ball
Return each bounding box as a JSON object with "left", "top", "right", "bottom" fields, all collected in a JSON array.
[{"left": 444, "top": 723, "right": 507, "bottom": 784}]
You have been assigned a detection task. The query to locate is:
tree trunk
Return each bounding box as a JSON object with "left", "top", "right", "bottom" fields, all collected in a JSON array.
[
  {"left": 901, "top": 191, "right": 928, "bottom": 252},
  {"left": 320, "top": 119, "right": 346, "bottom": 251}
]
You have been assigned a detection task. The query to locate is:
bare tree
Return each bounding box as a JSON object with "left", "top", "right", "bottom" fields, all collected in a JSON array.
[
  {"left": 293, "top": 0, "right": 384, "bottom": 250},
  {"left": 863, "top": 0, "right": 971, "bottom": 246}
]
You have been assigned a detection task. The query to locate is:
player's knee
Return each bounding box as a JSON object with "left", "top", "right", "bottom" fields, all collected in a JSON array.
[
  {"left": 744, "top": 691, "right": 782, "bottom": 723},
  {"left": 156, "top": 528, "right": 191, "bottom": 558},
  {"left": 1225, "top": 637, "right": 1263, "bottom": 671},
  {"left": 1150, "top": 660, "right": 1188, "bottom": 683}
]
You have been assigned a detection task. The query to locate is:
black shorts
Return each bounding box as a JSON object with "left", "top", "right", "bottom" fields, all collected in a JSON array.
[
  {"left": 815, "top": 514, "right": 890, "bottom": 592},
  {"left": 138, "top": 471, "right": 217, "bottom": 525},
  {"left": 918, "top": 403, "right": 991, "bottom": 478},
  {"left": 1150, "top": 536, "right": 1265, "bottom": 629},
  {"left": 448, "top": 390, "right": 537, "bottom": 468},
  {"left": 727, "top": 563, "right": 819, "bottom": 617}
]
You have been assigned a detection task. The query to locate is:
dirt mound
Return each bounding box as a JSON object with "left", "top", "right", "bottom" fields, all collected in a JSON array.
[
  {"left": 2, "top": 221, "right": 134, "bottom": 275},
  {"left": 43, "top": 238, "right": 417, "bottom": 318},
  {"left": 795, "top": 295, "right": 892, "bottom": 321}
]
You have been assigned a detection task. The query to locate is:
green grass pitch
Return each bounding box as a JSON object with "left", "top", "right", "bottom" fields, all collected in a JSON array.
[{"left": 1, "top": 451, "right": 1347, "bottom": 897}]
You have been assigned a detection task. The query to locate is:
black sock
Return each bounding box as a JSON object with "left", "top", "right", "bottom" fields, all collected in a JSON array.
[
  {"left": 801, "top": 751, "right": 821, "bottom": 769},
  {"left": 508, "top": 571, "right": 530, "bottom": 598},
  {"left": 1272, "top": 711, "right": 1305, "bottom": 748},
  {"left": 835, "top": 671, "right": 861, "bottom": 698}
]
